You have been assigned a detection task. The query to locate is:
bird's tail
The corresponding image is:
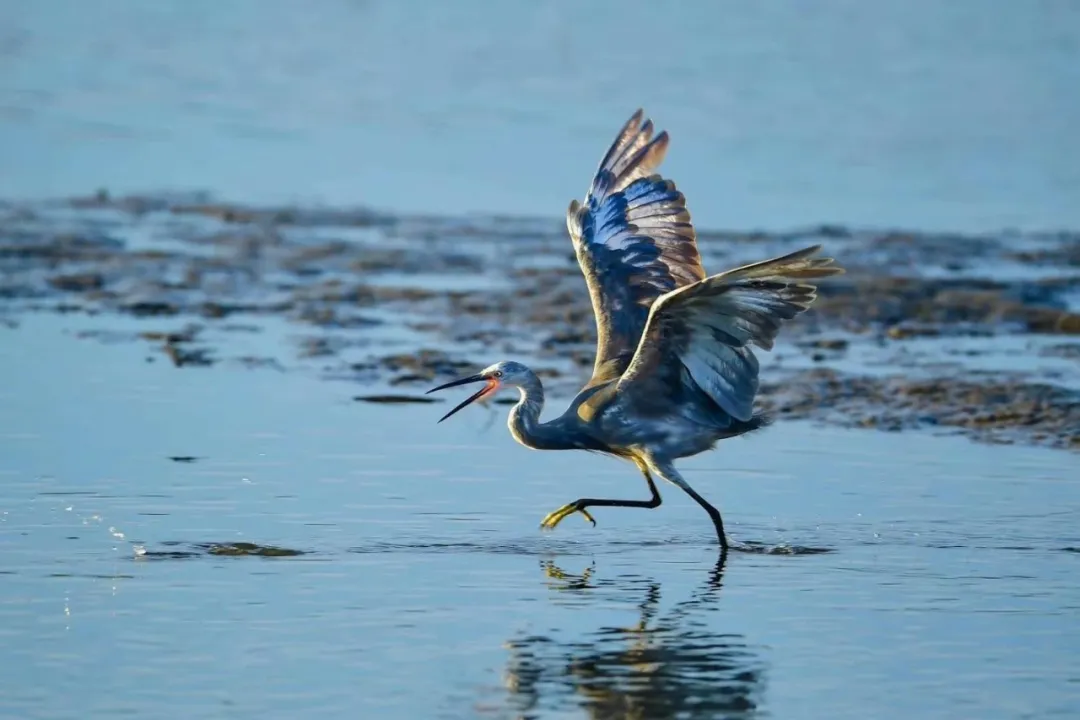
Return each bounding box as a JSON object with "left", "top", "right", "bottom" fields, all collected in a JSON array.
[
  {"left": 748, "top": 412, "right": 774, "bottom": 430},
  {"left": 728, "top": 411, "right": 774, "bottom": 436}
]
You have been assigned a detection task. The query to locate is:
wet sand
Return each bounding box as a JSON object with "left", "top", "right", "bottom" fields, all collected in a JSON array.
[{"left": 2, "top": 193, "right": 1077, "bottom": 450}]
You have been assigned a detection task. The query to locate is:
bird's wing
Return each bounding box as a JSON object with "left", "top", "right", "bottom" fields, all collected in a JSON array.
[
  {"left": 567, "top": 109, "right": 705, "bottom": 384},
  {"left": 616, "top": 245, "right": 843, "bottom": 423}
]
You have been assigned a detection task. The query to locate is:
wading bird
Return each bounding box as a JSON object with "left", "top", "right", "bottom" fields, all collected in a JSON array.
[{"left": 428, "top": 109, "right": 843, "bottom": 551}]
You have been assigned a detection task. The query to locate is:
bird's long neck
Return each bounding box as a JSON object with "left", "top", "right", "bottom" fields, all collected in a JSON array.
[{"left": 507, "top": 373, "right": 571, "bottom": 450}]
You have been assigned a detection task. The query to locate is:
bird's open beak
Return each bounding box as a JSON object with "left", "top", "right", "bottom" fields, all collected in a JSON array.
[{"left": 426, "top": 374, "right": 499, "bottom": 423}]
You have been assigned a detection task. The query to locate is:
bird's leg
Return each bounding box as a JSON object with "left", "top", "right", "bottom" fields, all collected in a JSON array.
[
  {"left": 645, "top": 456, "right": 728, "bottom": 551},
  {"left": 539, "top": 459, "right": 662, "bottom": 531}
]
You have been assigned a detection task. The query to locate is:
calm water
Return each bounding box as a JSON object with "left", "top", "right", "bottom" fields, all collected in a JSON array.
[
  {"left": 2, "top": 0, "right": 1079, "bottom": 231},
  {"left": 2, "top": 315, "right": 1078, "bottom": 719}
]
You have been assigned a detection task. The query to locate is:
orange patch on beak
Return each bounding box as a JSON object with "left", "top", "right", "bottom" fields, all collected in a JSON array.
[
  {"left": 476, "top": 377, "right": 500, "bottom": 403},
  {"left": 431, "top": 374, "right": 501, "bottom": 423}
]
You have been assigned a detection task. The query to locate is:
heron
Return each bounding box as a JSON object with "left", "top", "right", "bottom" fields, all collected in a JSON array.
[{"left": 428, "top": 109, "right": 843, "bottom": 551}]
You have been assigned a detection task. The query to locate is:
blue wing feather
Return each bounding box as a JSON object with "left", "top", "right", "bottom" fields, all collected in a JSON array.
[
  {"left": 617, "top": 245, "right": 844, "bottom": 425},
  {"left": 568, "top": 110, "right": 705, "bottom": 382}
]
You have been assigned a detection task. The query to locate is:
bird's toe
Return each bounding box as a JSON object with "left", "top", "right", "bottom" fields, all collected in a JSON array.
[
  {"left": 539, "top": 501, "right": 596, "bottom": 530},
  {"left": 539, "top": 506, "right": 568, "bottom": 530}
]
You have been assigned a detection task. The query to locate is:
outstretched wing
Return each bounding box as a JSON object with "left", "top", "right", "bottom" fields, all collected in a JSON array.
[
  {"left": 568, "top": 109, "right": 705, "bottom": 384},
  {"left": 617, "top": 245, "right": 844, "bottom": 424}
]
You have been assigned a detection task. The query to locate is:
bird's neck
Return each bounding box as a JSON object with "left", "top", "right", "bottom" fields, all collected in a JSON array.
[{"left": 507, "top": 374, "right": 569, "bottom": 450}]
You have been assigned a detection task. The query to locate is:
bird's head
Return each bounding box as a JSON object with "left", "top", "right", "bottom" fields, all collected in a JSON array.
[{"left": 426, "top": 361, "right": 531, "bottom": 423}]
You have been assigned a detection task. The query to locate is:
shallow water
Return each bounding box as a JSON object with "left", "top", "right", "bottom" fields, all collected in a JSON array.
[
  {"left": 3, "top": 0, "right": 1079, "bottom": 231},
  {"left": 2, "top": 316, "right": 1078, "bottom": 719}
]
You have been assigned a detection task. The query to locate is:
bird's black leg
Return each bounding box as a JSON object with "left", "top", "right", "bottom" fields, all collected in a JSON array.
[
  {"left": 646, "top": 457, "right": 728, "bottom": 551},
  {"left": 679, "top": 482, "right": 728, "bottom": 551},
  {"left": 539, "top": 463, "right": 662, "bottom": 530}
]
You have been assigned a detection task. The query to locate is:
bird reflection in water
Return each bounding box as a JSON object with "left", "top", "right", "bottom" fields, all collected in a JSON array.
[{"left": 501, "top": 555, "right": 764, "bottom": 719}]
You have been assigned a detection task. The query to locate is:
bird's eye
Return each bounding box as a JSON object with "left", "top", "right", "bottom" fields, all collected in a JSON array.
[{"left": 493, "top": 371, "right": 503, "bottom": 378}]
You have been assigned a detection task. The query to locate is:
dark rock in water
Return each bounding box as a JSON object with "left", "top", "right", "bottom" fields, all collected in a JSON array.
[
  {"left": 801, "top": 338, "right": 849, "bottom": 351},
  {"left": 203, "top": 542, "right": 305, "bottom": 557},
  {"left": 353, "top": 394, "right": 440, "bottom": 404},
  {"left": 48, "top": 273, "right": 104, "bottom": 292},
  {"left": 138, "top": 541, "right": 308, "bottom": 559},
  {"left": 390, "top": 373, "right": 437, "bottom": 386},
  {"left": 163, "top": 342, "right": 214, "bottom": 367},
  {"left": 140, "top": 327, "right": 199, "bottom": 344},
  {"left": 124, "top": 301, "right": 179, "bottom": 317},
  {"left": 1056, "top": 313, "right": 1080, "bottom": 334},
  {"left": 886, "top": 324, "right": 942, "bottom": 339}
]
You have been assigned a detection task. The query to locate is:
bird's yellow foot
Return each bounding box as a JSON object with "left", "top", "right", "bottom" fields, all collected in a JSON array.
[{"left": 539, "top": 501, "right": 596, "bottom": 530}]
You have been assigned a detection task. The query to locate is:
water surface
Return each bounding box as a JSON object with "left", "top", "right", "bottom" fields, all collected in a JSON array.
[
  {"left": 2, "top": 0, "right": 1078, "bottom": 230},
  {"left": 1, "top": 316, "right": 1078, "bottom": 718}
]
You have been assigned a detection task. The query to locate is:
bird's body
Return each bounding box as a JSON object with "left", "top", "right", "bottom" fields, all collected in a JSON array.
[
  {"left": 504, "top": 371, "right": 764, "bottom": 459},
  {"left": 429, "top": 110, "right": 843, "bottom": 550}
]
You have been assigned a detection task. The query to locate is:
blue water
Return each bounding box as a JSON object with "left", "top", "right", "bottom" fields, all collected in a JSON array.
[
  {"left": 2, "top": 0, "right": 1079, "bottom": 231},
  {"left": 2, "top": 315, "right": 1078, "bottom": 719}
]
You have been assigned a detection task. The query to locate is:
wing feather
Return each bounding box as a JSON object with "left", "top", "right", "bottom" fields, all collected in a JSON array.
[
  {"left": 617, "top": 245, "right": 844, "bottom": 423},
  {"left": 568, "top": 109, "right": 705, "bottom": 383}
]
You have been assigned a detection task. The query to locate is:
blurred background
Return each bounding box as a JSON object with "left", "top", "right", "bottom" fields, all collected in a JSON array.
[{"left": 3, "top": 0, "right": 1078, "bottom": 230}]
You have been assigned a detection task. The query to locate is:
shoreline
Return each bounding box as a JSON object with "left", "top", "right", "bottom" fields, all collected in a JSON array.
[{"left": 2, "top": 193, "right": 1077, "bottom": 451}]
